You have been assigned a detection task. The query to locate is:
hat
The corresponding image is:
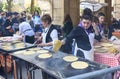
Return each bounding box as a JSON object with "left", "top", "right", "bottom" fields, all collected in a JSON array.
[
  {"left": 13, "top": 12, "right": 19, "bottom": 15},
  {"left": 6, "top": 12, "right": 12, "bottom": 17}
]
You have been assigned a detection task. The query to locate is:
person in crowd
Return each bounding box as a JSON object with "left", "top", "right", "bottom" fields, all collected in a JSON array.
[
  {"left": 12, "top": 12, "right": 19, "bottom": 32},
  {"left": 19, "top": 18, "right": 35, "bottom": 44},
  {"left": 0, "top": 12, "right": 6, "bottom": 36},
  {"left": 3, "top": 12, "right": 14, "bottom": 36},
  {"left": 108, "top": 17, "right": 120, "bottom": 39},
  {"left": 97, "top": 12, "right": 106, "bottom": 38},
  {"left": 62, "top": 14, "right": 100, "bottom": 61},
  {"left": 26, "top": 14, "right": 34, "bottom": 29},
  {"left": 61, "top": 14, "right": 73, "bottom": 54},
  {"left": 32, "top": 10, "right": 42, "bottom": 33},
  {"left": 92, "top": 16, "right": 108, "bottom": 42},
  {"left": 37, "top": 14, "right": 58, "bottom": 79},
  {"left": 62, "top": 14, "right": 73, "bottom": 37},
  {"left": 21, "top": 11, "right": 26, "bottom": 21}
]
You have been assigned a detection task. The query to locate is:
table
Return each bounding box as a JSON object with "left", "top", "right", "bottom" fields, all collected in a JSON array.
[
  {"left": 94, "top": 52, "right": 120, "bottom": 78},
  {"left": 10, "top": 49, "right": 109, "bottom": 79}
]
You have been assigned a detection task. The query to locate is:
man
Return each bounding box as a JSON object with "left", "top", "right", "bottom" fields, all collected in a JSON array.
[{"left": 63, "top": 15, "right": 94, "bottom": 61}]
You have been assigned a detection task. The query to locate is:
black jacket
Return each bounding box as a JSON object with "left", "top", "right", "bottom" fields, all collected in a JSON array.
[{"left": 66, "top": 26, "right": 92, "bottom": 51}]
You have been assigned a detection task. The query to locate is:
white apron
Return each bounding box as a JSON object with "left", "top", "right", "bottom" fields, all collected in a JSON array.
[{"left": 73, "top": 33, "right": 95, "bottom": 61}]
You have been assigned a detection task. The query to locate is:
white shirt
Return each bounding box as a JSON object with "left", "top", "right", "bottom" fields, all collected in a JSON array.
[
  {"left": 32, "top": 16, "right": 41, "bottom": 25},
  {"left": 19, "top": 22, "right": 35, "bottom": 36},
  {"left": 42, "top": 25, "right": 58, "bottom": 49}
]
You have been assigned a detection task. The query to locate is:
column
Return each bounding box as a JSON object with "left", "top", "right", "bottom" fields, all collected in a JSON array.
[{"left": 52, "top": 0, "right": 80, "bottom": 26}]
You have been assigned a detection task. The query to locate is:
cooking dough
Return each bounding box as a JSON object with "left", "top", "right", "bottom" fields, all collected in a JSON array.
[
  {"left": 23, "top": 51, "right": 35, "bottom": 55},
  {"left": 36, "top": 50, "right": 49, "bottom": 53},
  {"left": 38, "top": 53, "right": 52, "bottom": 59},
  {"left": 2, "top": 46, "right": 13, "bottom": 50},
  {"left": 94, "top": 49, "right": 107, "bottom": 53},
  {"left": 14, "top": 43, "right": 25, "bottom": 49},
  {"left": 101, "top": 43, "right": 113, "bottom": 47},
  {"left": 94, "top": 45, "right": 102, "bottom": 48},
  {"left": 71, "top": 61, "right": 89, "bottom": 69},
  {"left": 14, "top": 43, "right": 25, "bottom": 47},
  {"left": 63, "top": 56, "right": 78, "bottom": 62}
]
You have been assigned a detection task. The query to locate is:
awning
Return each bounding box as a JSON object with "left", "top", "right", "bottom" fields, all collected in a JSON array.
[{"left": 80, "top": 1, "right": 108, "bottom": 12}]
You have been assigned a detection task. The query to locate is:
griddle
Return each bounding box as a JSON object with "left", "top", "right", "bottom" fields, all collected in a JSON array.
[
  {"left": 10, "top": 49, "right": 109, "bottom": 79},
  {"left": 0, "top": 42, "right": 37, "bottom": 54}
]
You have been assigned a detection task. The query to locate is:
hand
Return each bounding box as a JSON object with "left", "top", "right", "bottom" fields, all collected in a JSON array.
[
  {"left": 38, "top": 43, "right": 46, "bottom": 47},
  {"left": 6, "top": 26, "right": 11, "bottom": 29}
]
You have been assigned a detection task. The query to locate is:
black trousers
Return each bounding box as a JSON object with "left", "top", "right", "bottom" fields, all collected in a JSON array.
[{"left": 25, "top": 35, "right": 35, "bottom": 44}]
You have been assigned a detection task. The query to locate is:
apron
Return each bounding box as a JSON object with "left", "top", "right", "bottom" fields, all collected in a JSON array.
[{"left": 74, "top": 33, "right": 95, "bottom": 61}]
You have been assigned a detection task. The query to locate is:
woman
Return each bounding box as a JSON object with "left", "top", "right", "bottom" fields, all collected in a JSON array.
[
  {"left": 97, "top": 12, "right": 106, "bottom": 38},
  {"left": 32, "top": 10, "right": 42, "bottom": 33},
  {"left": 38, "top": 14, "right": 58, "bottom": 79},
  {"left": 62, "top": 14, "right": 73, "bottom": 37},
  {"left": 19, "top": 19, "right": 35, "bottom": 44},
  {"left": 61, "top": 14, "right": 73, "bottom": 54},
  {"left": 38, "top": 14, "right": 58, "bottom": 50}
]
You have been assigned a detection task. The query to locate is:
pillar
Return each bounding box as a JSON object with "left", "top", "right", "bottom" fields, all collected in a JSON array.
[
  {"left": 104, "top": 0, "right": 112, "bottom": 26},
  {"left": 52, "top": 0, "right": 80, "bottom": 26}
]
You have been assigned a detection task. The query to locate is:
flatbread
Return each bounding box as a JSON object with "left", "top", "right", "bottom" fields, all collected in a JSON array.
[
  {"left": 94, "top": 45, "right": 102, "bottom": 48},
  {"left": 38, "top": 53, "right": 52, "bottom": 59},
  {"left": 101, "top": 43, "right": 113, "bottom": 47},
  {"left": 71, "top": 61, "right": 89, "bottom": 69},
  {"left": 14, "top": 43, "right": 25, "bottom": 47},
  {"left": 94, "top": 48, "right": 107, "bottom": 53},
  {"left": 2, "top": 46, "right": 13, "bottom": 50},
  {"left": 23, "top": 51, "right": 36, "bottom": 55},
  {"left": 63, "top": 56, "right": 78, "bottom": 62},
  {"left": 36, "top": 50, "right": 49, "bottom": 53}
]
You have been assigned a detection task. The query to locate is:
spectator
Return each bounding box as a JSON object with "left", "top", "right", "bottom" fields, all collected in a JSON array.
[
  {"left": 26, "top": 14, "right": 34, "bottom": 29},
  {"left": 61, "top": 14, "right": 73, "bottom": 54},
  {"left": 19, "top": 18, "right": 35, "bottom": 44},
  {"left": 32, "top": 10, "right": 42, "bottom": 33},
  {"left": 3, "top": 12, "right": 14, "bottom": 36}
]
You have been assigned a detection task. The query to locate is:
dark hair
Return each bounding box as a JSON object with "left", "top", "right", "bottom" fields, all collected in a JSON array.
[
  {"left": 97, "top": 12, "right": 105, "bottom": 17},
  {"left": 63, "top": 14, "right": 72, "bottom": 24},
  {"left": 41, "top": 14, "right": 52, "bottom": 24},
  {"left": 81, "top": 15, "right": 92, "bottom": 21},
  {"left": 6, "top": 12, "right": 12, "bottom": 17},
  {"left": 19, "top": 18, "right": 25, "bottom": 23},
  {"left": 92, "top": 16, "right": 99, "bottom": 23},
  {"left": 33, "top": 10, "right": 40, "bottom": 16}
]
